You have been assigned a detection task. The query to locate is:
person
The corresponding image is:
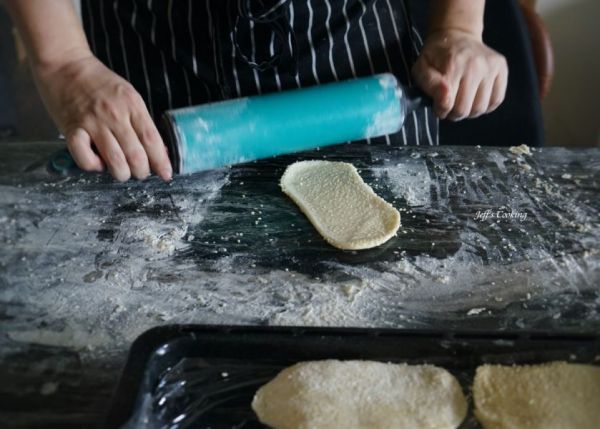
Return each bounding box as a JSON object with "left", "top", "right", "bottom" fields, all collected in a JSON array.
[{"left": 6, "top": 0, "right": 508, "bottom": 182}]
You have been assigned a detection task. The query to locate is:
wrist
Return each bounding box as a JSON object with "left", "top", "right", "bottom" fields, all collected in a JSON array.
[
  {"left": 31, "top": 46, "right": 94, "bottom": 77},
  {"left": 427, "top": 27, "right": 483, "bottom": 43},
  {"left": 428, "top": 0, "right": 485, "bottom": 40}
]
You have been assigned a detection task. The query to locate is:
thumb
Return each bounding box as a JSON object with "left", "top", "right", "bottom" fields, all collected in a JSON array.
[
  {"left": 412, "top": 60, "right": 446, "bottom": 96},
  {"left": 67, "top": 127, "right": 105, "bottom": 172},
  {"left": 412, "top": 61, "right": 450, "bottom": 116}
]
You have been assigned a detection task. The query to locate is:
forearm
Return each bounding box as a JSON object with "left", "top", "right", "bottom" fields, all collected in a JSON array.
[
  {"left": 4, "top": 0, "right": 91, "bottom": 70},
  {"left": 428, "top": 0, "right": 485, "bottom": 38},
  {"left": 5, "top": 1, "right": 172, "bottom": 181}
]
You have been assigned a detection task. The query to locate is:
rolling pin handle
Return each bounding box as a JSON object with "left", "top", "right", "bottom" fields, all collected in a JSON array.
[
  {"left": 402, "top": 86, "right": 433, "bottom": 115},
  {"left": 161, "top": 112, "right": 182, "bottom": 175}
]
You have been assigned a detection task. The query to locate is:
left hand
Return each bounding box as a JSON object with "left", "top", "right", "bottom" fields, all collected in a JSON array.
[{"left": 412, "top": 29, "right": 508, "bottom": 121}]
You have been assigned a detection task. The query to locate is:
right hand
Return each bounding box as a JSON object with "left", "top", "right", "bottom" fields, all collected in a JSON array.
[
  {"left": 412, "top": 29, "right": 508, "bottom": 121},
  {"left": 33, "top": 51, "right": 172, "bottom": 182}
]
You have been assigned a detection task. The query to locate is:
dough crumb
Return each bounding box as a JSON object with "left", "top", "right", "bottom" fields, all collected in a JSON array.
[
  {"left": 508, "top": 144, "right": 532, "bottom": 156},
  {"left": 40, "top": 382, "right": 59, "bottom": 396}
]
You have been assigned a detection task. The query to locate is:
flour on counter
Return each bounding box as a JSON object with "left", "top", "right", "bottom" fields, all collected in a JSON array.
[
  {"left": 0, "top": 169, "right": 230, "bottom": 356},
  {"left": 488, "top": 150, "right": 508, "bottom": 173},
  {"left": 1, "top": 144, "right": 599, "bottom": 361},
  {"left": 373, "top": 160, "right": 432, "bottom": 207}
]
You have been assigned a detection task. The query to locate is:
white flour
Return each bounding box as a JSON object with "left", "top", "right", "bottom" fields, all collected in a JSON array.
[
  {"left": 373, "top": 160, "right": 432, "bottom": 207},
  {"left": 1, "top": 146, "right": 599, "bottom": 358}
]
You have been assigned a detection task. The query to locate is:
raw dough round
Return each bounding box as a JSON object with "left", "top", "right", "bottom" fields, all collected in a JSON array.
[
  {"left": 474, "top": 361, "right": 600, "bottom": 429},
  {"left": 252, "top": 360, "right": 467, "bottom": 429},
  {"left": 280, "top": 161, "right": 400, "bottom": 250}
]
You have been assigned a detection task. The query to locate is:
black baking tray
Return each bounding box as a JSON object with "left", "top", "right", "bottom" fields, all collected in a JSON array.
[{"left": 104, "top": 325, "right": 600, "bottom": 429}]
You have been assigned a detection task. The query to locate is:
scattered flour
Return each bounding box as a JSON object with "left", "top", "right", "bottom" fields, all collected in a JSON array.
[
  {"left": 1, "top": 145, "right": 599, "bottom": 359},
  {"left": 373, "top": 160, "right": 432, "bottom": 207}
]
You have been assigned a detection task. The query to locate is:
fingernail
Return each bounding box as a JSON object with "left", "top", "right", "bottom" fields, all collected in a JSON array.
[{"left": 160, "top": 168, "right": 173, "bottom": 181}]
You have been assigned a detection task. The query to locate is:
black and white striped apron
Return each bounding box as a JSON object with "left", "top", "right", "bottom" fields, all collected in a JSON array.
[{"left": 82, "top": 0, "right": 438, "bottom": 146}]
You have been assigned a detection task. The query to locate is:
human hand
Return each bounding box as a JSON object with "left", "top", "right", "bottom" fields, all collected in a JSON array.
[
  {"left": 33, "top": 51, "right": 172, "bottom": 181},
  {"left": 412, "top": 29, "right": 508, "bottom": 121}
]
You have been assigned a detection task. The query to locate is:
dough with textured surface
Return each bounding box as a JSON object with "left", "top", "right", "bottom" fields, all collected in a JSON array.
[
  {"left": 474, "top": 362, "right": 600, "bottom": 429},
  {"left": 280, "top": 161, "right": 400, "bottom": 250},
  {"left": 251, "top": 360, "right": 467, "bottom": 429}
]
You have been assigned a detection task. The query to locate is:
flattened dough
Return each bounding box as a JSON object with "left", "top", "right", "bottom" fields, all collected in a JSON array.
[
  {"left": 252, "top": 360, "right": 467, "bottom": 429},
  {"left": 474, "top": 362, "right": 600, "bottom": 429},
  {"left": 280, "top": 161, "right": 400, "bottom": 250}
]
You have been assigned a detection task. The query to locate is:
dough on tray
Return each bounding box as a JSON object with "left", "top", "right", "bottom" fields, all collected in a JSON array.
[
  {"left": 280, "top": 161, "right": 400, "bottom": 250},
  {"left": 252, "top": 360, "right": 467, "bottom": 429},
  {"left": 473, "top": 361, "right": 600, "bottom": 429}
]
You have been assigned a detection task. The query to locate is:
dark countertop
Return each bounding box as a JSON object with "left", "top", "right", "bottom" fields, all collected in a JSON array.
[{"left": 1, "top": 141, "right": 599, "bottom": 428}]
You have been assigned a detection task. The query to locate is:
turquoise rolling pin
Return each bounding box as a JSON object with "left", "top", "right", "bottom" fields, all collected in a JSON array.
[{"left": 162, "top": 73, "right": 429, "bottom": 174}]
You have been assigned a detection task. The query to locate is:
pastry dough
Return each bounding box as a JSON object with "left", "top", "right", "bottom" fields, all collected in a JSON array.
[
  {"left": 474, "top": 362, "right": 600, "bottom": 429},
  {"left": 280, "top": 161, "right": 400, "bottom": 250},
  {"left": 252, "top": 360, "right": 467, "bottom": 429}
]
